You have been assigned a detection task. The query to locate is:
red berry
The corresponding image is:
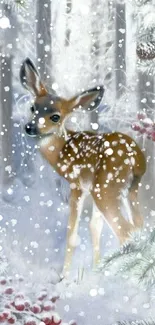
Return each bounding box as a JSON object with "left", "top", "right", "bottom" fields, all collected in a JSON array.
[
  {"left": 139, "top": 127, "right": 146, "bottom": 134},
  {"left": 0, "top": 277, "right": 7, "bottom": 285},
  {"left": 142, "top": 117, "right": 153, "bottom": 128},
  {"left": 24, "top": 321, "right": 37, "bottom": 325},
  {"left": 30, "top": 304, "right": 41, "bottom": 314},
  {"left": 43, "top": 302, "right": 55, "bottom": 311},
  {"left": 151, "top": 131, "right": 155, "bottom": 138},
  {"left": 42, "top": 315, "right": 52, "bottom": 325},
  {"left": 137, "top": 111, "right": 147, "bottom": 120},
  {"left": 43, "top": 306, "right": 52, "bottom": 312},
  {"left": 49, "top": 294, "right": 59, "bottom": 303},
  {"left": 4, "top": 287, "right": 13, "bottom": 295},
  {"left": 146, "top": 127, "right": 152, "bottom": 134},
  {"left": 14, "top": 303, "right": 25, "bottom": 311},
  {"left": 132, "top": 123, "right": 141, "bottom": 131},
  {"left": 24, "top": 299, "right": 31, "bottom": 309},
  {"left": 0, "top": 313, "right": 6, "bottom": 322},
  {"left": 7, "top": 316, "right": 16, "bottom": 324},
  {"left": 38, "top": 291, "right": 47, "bottom": 301},
  {"left": 3, "top": 310, "right": 10, "bottom": 318}
]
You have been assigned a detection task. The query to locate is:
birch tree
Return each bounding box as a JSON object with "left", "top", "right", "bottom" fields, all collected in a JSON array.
[
  {"left": 115, "top": 1, "right": 126, "bottom": 99},
  {"left": 36, "top": 0, "right": 52, "bottom": 86},
  {"left": 0, "top": 3, "right": 17, "bottom": 193},
  {"left": 0, "top": 55, "right": 13, "bottom": 190},
  {"left": 90, "top": 0, "right": 102, "bottom": 125},
  {"left": 65, "top": 0, "right": 72, "bottom": 47},
  {"left": 136, "top": 0, "right": 155, "bottom": 213}
]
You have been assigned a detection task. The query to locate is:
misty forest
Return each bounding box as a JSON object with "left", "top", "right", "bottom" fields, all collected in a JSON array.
[{"left": 0, "top": 0, "right": 155, "bottom": 324}]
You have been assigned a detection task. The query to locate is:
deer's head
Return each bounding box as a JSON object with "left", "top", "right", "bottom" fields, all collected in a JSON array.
[{"left": 20, "top": 58, "right": 104, "bottom": 138}]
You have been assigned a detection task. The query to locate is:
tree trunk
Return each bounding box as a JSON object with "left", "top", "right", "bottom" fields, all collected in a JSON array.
[
  {"left": 90, "top": 0, "right": 101, "bottom": 127},
  {"left": 115, "top": 2, "right": 126, "bottom": 99},
  {"left": 36, "top": 0, "right": 52, "bottom": 86},
  {"left": 0, "top": 55, "right": 13, "bottom": 189},
  {"left": 104, "top": 0, "right": 115, "bottom": 85},
  {"left": 136, "top": 0, "right": 155, "bottom": 219},
  {"left": 65, "top": 0, "right": 72, "bottom": 47},
  {"left": 137, "top": 71, "right": 155, "bottom": 218},
  {"left": 3, "top": 4, "right": 18, "bottom": 55}
]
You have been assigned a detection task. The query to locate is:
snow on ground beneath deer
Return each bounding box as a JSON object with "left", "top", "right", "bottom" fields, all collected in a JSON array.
[
  {"left": 55, "top": 271, "right": 155, "bottom": 325},
  {"left": 0, "top": 236, "right": 155, "bottom": 325},
  {"left": 0, "top": 263, "right": 154, "bottom": 325}
]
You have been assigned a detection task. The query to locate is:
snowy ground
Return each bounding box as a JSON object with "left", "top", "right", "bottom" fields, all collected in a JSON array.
[{"left": 56, "top": 273, "right": 154, "bottom": 325}]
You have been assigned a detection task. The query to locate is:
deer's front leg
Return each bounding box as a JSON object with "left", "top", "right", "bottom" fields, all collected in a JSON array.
[{"left": 63, "top": 188, "right": 84, "bottom": 276}]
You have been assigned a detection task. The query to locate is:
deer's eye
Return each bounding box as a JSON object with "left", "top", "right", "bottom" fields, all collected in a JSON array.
[
  {"left": 30, "top": 106, "right": 35, "bottom": 113},
  {"left": 50, "top": 114, "right": 60, "bottom": 123}
]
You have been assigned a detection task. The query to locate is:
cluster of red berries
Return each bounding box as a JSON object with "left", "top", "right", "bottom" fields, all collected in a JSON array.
[
  {"left": 0, "top": 275, "right": 76, "bottom": 325},
  {"left": 132, "top": 111, "right": 155, "bottom": 141}
]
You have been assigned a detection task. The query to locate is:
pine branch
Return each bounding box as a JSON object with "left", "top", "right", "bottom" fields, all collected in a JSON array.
[
  {"left": 10, "top": 0, "right": 25, "bottom": 5},
  {"left": 97, "top": 229, "right": 155, "bottom": 293},
  {"left": 4, "top": 0, "right": 27, "bottom": 10},
  {"left": 115, "top": 320, "right": 155, "bottom": 325}
]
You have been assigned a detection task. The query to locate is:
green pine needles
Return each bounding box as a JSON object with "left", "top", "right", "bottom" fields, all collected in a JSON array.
[
  {"left": 4, "top": 0, "right": 26, "bottom": 9},
  {"left": 97, "top": 229, "right": 155, "bottom": 291},
  {"left": 115, "top": 320, "right": 155, "bottom": 325}
]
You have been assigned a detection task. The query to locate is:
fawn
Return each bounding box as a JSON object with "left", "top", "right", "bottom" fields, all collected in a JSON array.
[{"left": 20, "top": 58, "right": 146, "bottom": 274}]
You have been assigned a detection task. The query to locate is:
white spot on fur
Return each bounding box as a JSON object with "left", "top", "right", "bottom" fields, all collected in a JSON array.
[
  {"left": 40, "top": 136, "right": 52, "bottom": 147},
  {"left": 104, "top": 141, "right": 110, "bottom": 147},
  {"left": 127, "top": 146, "right": 132, "bottom": 152},
  {"left": 105, "top": 148, "right": 113, "bottom": 156},
  {"left": 70, "top": 183, "right": 77, "bottom": 189},
  {"left": 120, "top": 139, "right": 126, "bottom": 144},
  {"left": 73, "top": 165, "right": 81, "bottom": 177},
  {"left": 131, "top": 157, "right": 135, "bottom": 165},
  {"left": 118, "top": 150, "right": 123, "bottom": 156},
  {"left": 70, "top": 141, "right": 78, "bottom": 154},
  {"left": 124, "top": 158, "right": 130, "bottom": 165},
  {"left": 61, "top": 165, "right": 68, "bottom": 172},
  {"left": 107, "top": 173, "right": 113, "bottom": 180},
  {"left": 131, "top": 141, "right": 136, "bottom": 147},
  {"left": 39, "top": 117, "right": 45, "bottom": 125},
  {"left": 48, "top": 145, "right": 55, "bottom": 151},
  {"left": 112, "top": 141, "right": 118, "bottom": 146}
]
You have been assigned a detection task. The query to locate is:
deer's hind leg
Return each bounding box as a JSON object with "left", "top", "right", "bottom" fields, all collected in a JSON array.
[
  {"left": 128, "top": 176, "right": 144, "bottom": 229},
  {"left": 89, "top": 202, "right": 104, "bottom": 267},
  {"left": 92, "top": 188, "right": 135, "bottom": 245}
]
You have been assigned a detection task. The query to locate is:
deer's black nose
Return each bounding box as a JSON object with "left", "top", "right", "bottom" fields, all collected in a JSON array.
[{"left": 25, "top": 123, "right": 37, "bottom": 136}]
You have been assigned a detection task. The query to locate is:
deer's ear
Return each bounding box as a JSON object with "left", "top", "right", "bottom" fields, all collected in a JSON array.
[
  {"left": 20, "top": 58, "right": 47, "bottom": 97},
  {"left": 70, "top": 86, "right": 104, "bottom": 112}
]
